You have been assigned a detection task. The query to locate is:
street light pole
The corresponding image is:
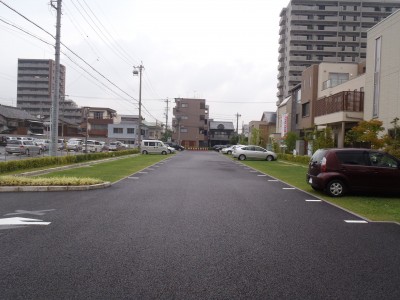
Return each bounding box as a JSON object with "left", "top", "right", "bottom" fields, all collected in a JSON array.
[{"left": 133, "top": 64, "right": 144, "bottom": 148}]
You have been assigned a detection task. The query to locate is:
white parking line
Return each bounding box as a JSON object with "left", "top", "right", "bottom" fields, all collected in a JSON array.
[
  {"left": 282, "top": 187, "right": 296, "bottom": 190},
  {"left": 138, "top": 172, "right": 148, "bottom": 174},
  {"left": 128, "top": 177, "right": 139, "bottom": 179},
  {"left": 268, "top": 179, "right": 279, "bottom": 182},
  {"left": 250, "top": 170, "right": 258, "bottom": 173},
  {"left": 306, "top": 199, "right": 322, "bottom": 202},
  {"left": 257, "top": 175, "right": 267, "bottom": 177},
  {"left": 344, "top": 220, "right": 368, "bottom": 224}
]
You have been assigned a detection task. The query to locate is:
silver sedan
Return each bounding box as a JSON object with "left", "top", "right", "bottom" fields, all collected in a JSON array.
[{"left": 232, "top": 145, "right": 277, "bottom": 161}]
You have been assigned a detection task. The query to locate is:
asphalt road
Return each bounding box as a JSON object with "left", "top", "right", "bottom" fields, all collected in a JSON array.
[{"left": 0, "top": 151, "right": 399, "bottom": 299}]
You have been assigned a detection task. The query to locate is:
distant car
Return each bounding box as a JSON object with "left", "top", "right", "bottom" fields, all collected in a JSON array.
[
  {"left": 5, "top": 140, "right": 42, "bottom": 155},
  {"left": 34, "top": 139, "right": 50, "bottom": 151},
  {"left": 83, "top": 140, "right": 103, "bottom": 152},
  {"left": 212, "top": 145, "right": 226, "bottom": 152},
  {"left": 109, "top": 141, "right": 127, "bottom": 151},
  {"left": 307, "top": 148, "right": 400, "bottom": 197},
  {"left": 0, "top": 136, "right": 7, "bottom": 146},
  {"left": 166, "top": 146, "right": 176, "bottom": 154},
  {"left": 66, "top": 140, "right": 83, "bottom": 152},
  {"left": 164, "top": 142, "right": 185, "bottom": 151},
  {"left": 58, "top": 139, "right": 66, "bottom": 150},
  {"left": 221, "top": 145, "right": 244, "bottom": 155},
  {"left": 233, "top": 145, "right": 277, "bottom": 161}
]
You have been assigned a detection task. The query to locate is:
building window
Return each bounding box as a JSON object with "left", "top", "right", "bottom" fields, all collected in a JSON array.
[
  {"left": 308, "top": 15, "right": 313, "bottom": 20},
  {"left": 200, "top": 102, "right": 206, "bottom": 109},
  {"left": 94, "top": 112, "right": 103, "bottom": 119},
  {"left": 180, "top": 128, "right": 188, "bottom": 133},
  {"left": 302, "top": 102, "right": 310, "bottom": 117},
  {"left": 181, "top": 103, "right": 188, "bottom": 108},
  {"left": 373, "top": 36, "right": 382, "bottom": 118},
  {"left": 113, "top": 128, "right": 123, "bottom": 134},
  {"left": 127, "top": 128, "right": 135, "bottom": 134}
]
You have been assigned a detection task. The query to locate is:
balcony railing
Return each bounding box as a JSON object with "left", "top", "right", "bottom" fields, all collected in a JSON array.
[{"left": 315, "top": 91, "right": 364, "bottom": 117}]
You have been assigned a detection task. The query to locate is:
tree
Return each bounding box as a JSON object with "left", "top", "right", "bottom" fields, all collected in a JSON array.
[
  {"left": 250, "top": 128, "right": 261, "bottom": 146},
  {"left": 313, "top": 126, "right": 334, "bottom": 152},
  {"left": 284, "top": 131, "right": 297, "bottom": 153},
  {"left": 384, "top": 117, "right": 400, "bottom": 158},
  {"left": 345, "top": 119, "right": 384, "bottom": 149}
]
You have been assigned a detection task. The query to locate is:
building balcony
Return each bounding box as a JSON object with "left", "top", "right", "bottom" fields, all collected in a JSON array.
[
  {"left": 88, "top": 118, "right": 113, "bottom": 125},
  {"left": 278, "top": 62, "right": 284, "bottom": 70},
  {"left": 314, "top": 91, "right": 364, "bottom": 118},
  {"left": 278, "top": 44, "right": 285, "bottom": 53}
]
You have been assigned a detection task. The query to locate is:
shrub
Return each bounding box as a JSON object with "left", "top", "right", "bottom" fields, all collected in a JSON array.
[{"left": 278, "top": 153, "right": 310, "bottom": 165}]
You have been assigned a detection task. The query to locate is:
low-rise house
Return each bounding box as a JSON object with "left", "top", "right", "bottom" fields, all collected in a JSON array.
[{"left": 0, "top": 104, "right": 43, "bottom": 135}]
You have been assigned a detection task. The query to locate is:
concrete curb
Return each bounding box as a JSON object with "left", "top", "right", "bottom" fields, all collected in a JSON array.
[{"left": 0, "top": 182, "right": 111, "bottom": 192}]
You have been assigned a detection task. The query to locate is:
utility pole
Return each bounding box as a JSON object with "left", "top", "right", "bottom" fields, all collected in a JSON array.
[
  {"left": 49, "top": 0, "right": 62, "bottom": 156},
  {"left": 133, "top": 64, "right": 144, "bottom": 147},
  {"left": 165, "top": 98, "right": 169, "bottom": 133},
  {"left": 235, "top": 113, "right": 241, "bottom": 134}
]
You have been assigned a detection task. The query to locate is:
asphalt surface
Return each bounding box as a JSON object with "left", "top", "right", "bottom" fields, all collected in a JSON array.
[{"left": 0, "top": 151, "right": 399, "bottom": 299}]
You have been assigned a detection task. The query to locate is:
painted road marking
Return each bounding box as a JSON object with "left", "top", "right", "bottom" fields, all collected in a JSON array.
[
  {"left": 0, "top": 217, "right": 51, "bottom": 226},
  {"left": 5, "top": 209, "right": 55, "bottom": 216},
  {"left": 138, "top": 172, "right": 148, "bottom": 174},
  {"left": 345, "top": 220, "right": 368, "bottom": 224},
  {"left": 128, "top": 177, "right": 139, "bottom": 179},
  {"left": 250, "top": 170, "right": 258, "bottom": 173},
  {"left": 257, "top": 175, "right": 267, "bottom": 177},
  {"left": 283, "top": 187, "right": 296, "bottom": 190},
  {"left": 268, "top": 180, "right": 279, "bottom": 182},
  {"left": 306, "top": 199, "right": 322, "bottom": 202}
]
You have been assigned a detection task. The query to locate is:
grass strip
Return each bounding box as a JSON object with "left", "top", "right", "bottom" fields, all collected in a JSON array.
[
  {"left": 36, "top": 154, "right": 169, "bottom": 183},
  {"left": 239, "top": 159, "right": 400, "bottom": 223}
]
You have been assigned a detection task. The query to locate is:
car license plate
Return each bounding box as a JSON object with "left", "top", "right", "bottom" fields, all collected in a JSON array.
[{"left": 308, "top": 178, "right": 312, "bottom": 184}]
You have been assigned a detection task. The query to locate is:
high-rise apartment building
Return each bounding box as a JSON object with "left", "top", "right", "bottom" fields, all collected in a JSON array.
[
  {"left": 16, "top": 58, "right": 81, "bottom": 124},
  {"left": 277, "top": 0, "right": 400, "bottom": 104}
]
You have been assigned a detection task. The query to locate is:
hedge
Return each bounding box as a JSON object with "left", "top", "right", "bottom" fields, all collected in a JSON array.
[
  {"left": 0, "top": 149, "right": 139, "bottom": 174},
  {"left": 277, "top": 153, "right": 311, "bottom": 165}
]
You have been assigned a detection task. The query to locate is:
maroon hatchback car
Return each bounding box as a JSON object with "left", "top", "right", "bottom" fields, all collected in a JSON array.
[{"left": 307, "top": 148, "right": 400, "bottom": 197}]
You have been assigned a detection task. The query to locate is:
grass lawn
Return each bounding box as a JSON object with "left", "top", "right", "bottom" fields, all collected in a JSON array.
[
  {"left": 239, "top": 159, "right": 400, "bottom": 223},
  {"left": 36, "top": 154, "right": 170, "bottom": 183}
]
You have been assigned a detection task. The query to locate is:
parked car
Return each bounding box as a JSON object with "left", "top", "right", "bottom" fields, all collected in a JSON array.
[
  {"left": 66, "top": 140, "right": 83, "bottom": 152},
  {"left": 83, "top": 140, "right": 103, "bottom": 153},
  {"left": 34, "top": 139, "right": 50, "bottom": 151},
  {"left": 232, "top": 145, "right": 277, "bottom": 161},
  {"left": 5, "top": 140, "right": 42, "bottom": 155},
  {"left": 307, "top": 148, "right": 400, "bottom": 197},
  {"left": 166, "top": 145, "right": 176, "bottom": 154},
  {"left": 0, "top": 136, "right": 7, "bottom": 146},
  {"left": 141, "top": 140, "right": 168, "bottom": 155},
  {"left": 109, "top": 141, "right": 127, "bottom": 151},
  {"left": 58, "top": 139, "right": 66, "bottom": 150},
  {"left": 221, "top": 145, "right": 244, "bottom": 155},
  {"left": 212, "top": 144, "right": 227, "bottom": 152},
  {"left": 164, "top": 142, "right": 184, "bottom": 151}
]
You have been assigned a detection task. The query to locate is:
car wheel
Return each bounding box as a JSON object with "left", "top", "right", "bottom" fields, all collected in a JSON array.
[
  {"left": 162, "top": 151, "right": 167, "bottom": 155},
  {"left": 227, "top": 151, "right": 232, "bottom": 155},
  {"left": 142, "top": 150, "right": 148, "bottom": 155},
  {"left": 326, "top": 179, "right": 346, "bottom": 197},
  {"left": 266, "top": 155, "right": 274, "bottom": 161},
  {"left": 168, "top": 149, "right": 172, "bottom": 154},
  {"left": 38, "top": 149, "right": 42, "bottom": 155},
  {"left": 238, "top": 154, "right": 246, "bottom": 161}
]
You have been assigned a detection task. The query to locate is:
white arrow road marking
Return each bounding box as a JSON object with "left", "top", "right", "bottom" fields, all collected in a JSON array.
[{"left": 0, "top": 217, "right": 51, "bottom": 226}]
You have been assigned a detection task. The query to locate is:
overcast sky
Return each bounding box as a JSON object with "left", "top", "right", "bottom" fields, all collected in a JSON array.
[{"left": 0, "top": 0, "right": 287, "bottom": 128}]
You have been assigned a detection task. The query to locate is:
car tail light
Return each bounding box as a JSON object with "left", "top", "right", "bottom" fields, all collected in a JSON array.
[{"left": 321, "top": 157, "right": 327, "bottom": 172}]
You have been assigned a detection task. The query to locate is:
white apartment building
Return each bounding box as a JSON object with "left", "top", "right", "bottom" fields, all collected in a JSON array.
[
  {"left": 365, "top": 9, "right": 400, "bottom": 134},
  {"left": 278, "top": 0, "right": 400, "bottom": 105}
]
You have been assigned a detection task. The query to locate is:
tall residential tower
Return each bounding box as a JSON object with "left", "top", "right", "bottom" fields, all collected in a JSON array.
[{"left": 277, "top": 0, "right": 400, "bottom": 104}]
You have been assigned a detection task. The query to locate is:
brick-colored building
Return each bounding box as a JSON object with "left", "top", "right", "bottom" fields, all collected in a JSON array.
[{"left": 172, "top": 98, "right": 209, "bottom": 148}]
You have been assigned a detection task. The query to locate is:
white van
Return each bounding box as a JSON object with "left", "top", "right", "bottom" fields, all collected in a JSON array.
[{"left": 141, "top": 140, "right": 168, "bottom": 155}]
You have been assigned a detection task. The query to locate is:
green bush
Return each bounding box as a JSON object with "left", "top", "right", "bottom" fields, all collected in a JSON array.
[
  {"left": 278, "top": 153, "right": 310, "bottom": 165},
  {"left": 0, "top": 149, "right": 138, "bottom": 174}
]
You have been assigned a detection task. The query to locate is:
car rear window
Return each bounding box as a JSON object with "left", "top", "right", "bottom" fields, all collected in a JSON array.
[
  {"left": 310, "top": 149, "right": 327, "bottom": 164},
  {"left": 335, "top": 151, "right": 368, "bottom": 165}
]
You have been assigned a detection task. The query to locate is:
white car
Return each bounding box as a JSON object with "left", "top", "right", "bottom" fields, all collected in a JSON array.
[
  {"left": 109, "top": 141, "right": 127, "bottom": 151},
  {"left": 233, "top": 145, "right": 277, "bottom": 161},
  {"left": 221, "top": 145, "right": 244, "bottom": 155},
  {"left": 66, "top": 140, "right": 83, "bottom": 152},
  {"left": 166, "top": 146, "right": 176, "bottom": 154}
]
